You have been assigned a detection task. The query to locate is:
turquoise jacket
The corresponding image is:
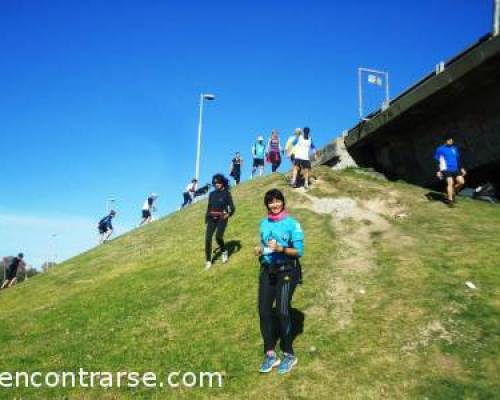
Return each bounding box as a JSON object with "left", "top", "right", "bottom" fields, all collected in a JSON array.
[{"left": 259, "top": 215, "right": 304, "bottom": 266}]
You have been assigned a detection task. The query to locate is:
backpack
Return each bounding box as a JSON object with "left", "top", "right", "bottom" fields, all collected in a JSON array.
[{"left": 473, "top": 183, "right": 498, "bottom": 203}]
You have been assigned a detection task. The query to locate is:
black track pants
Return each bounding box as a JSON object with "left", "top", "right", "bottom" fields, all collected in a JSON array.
[
  {"left": 181, "top": 192, "right": 192, "bottom": 208},
  {"left": 205, "top": 218, "right": 227, "bottom": 261},
  {"left": 258, "top": 266, "right": 299, "bottom": 355}
]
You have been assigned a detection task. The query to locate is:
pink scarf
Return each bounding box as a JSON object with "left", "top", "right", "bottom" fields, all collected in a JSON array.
[{"left": 267, "top": 210, "right": 288, "bottom": 221}]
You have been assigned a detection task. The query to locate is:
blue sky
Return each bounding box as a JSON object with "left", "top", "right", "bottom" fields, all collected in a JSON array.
[{"left": 0, "top": 0, "right": 492, "bottom": 268}]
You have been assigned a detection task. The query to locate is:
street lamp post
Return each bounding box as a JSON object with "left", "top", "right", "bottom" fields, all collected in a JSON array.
[
  {"left": 195, "top": 93, "right": 216, "bottom": 181},
  {"left": 358, "top": 67, "right": 390, "bottom": 119},
  {"left": 494, "top": 0, "right": 500, "bottom": 36},
  {"left": 48, "top": 233, "right": 57, "bottom": 269},
  {"left": 107, "top": 198, "right": 115, "bottom": 212}
]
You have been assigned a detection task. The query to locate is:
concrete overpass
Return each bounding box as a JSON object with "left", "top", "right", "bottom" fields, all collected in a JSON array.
[{"left": 319, "top": 32, "right": 500, "bottom": 188}]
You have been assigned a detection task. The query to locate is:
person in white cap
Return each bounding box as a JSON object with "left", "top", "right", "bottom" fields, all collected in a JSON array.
[
  {"left": 252, "top": 136, "right": 266, "bottom": 178},
  {"left": 139, "top": 193, "right": 159, "bottom": 225}
]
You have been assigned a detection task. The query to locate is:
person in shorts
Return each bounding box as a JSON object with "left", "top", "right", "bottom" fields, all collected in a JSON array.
[
  {"left": 434, "top": 134, "right": 466, "bottom": 207},
  {"left": 140, "top": 193, "right": 159, "bottom": 225},
  {"left": 252, "top": 136, "right": 266, "bottom": 178},
  {"left": 290, "top": 127, "right": 318, "bottom": 190}
]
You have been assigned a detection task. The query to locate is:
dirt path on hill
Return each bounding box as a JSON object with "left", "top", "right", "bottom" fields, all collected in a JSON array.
[{"left": 292, "top": 183, "right": 407, "bottom": 329}]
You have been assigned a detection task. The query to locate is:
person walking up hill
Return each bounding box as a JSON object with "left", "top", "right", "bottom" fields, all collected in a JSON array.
[
  {"left": 140, "top": 193, "right": 159, "bottom": 225},
  {"left": 1, "top": 253, "right": 25, "bottom": 290},
  {"left": 98, "top": 210, "right": 116, "bottom": 244}
]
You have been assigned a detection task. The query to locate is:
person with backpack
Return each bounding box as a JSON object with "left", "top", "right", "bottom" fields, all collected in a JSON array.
[
  {"left": 229, "top": 152, "right": 243, "bottom": 185},
  {"left": 290, "top": 127, "right": 318, "bottom": 190},
  {"left": 140, "top": 193, "right": 159, "bottom": 225},
  {"left": 434, "top": 134, "right": 466, "bottom": 207},
  {"left": 1, "top": 253, "right": 25, "bottom": 290},
  {"left": 266, "top": 130, "right": 283, "bottom": 173},
  {"left": 254, "top": 189, "right": 304, "bottom": 374},
  {"left": 252, "top": 136, "right": 266, "bottom": 178},
  {"left": 181, "top": 179, "right": 198, "bottom": 208},
  {"left": 205, "top": 174, "right": 235, "bottom": 270},
  {"left": 98, "top": 210, "right": 116, "bottom": 244}
]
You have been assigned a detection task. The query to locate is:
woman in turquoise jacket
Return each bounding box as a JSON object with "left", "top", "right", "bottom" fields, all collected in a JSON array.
[{"left": 254, "top": 188, "right": 304, "bottom": 374}]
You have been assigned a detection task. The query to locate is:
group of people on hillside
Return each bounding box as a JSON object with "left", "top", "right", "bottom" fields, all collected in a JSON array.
[
  {"left": 97, "top": 193, "right": 159, "bottom": 245},
  {"left": 247, "top": 127, "right": 319, "bottom": 184},
  {"left": 6, "top": 128, "right": 474, "bottom": 377}
]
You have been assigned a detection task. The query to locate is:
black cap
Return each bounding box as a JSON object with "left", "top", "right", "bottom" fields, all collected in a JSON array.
[{"left": 18, "top": 253, "right": 24, "bottom": 258}]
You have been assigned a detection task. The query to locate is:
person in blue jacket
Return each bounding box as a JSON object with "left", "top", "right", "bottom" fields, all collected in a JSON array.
[
  {"left": 98, "top": 210, "right": 116, "bottom": 244},
  {"left": 434, "top": 134, "right": 466, "bottom": 206},
  {"left": 254, "top": 188, "right": 304, "bottom": 374},
  {"left": 251, "top": 136, "right": 266, "bottom": 178}
]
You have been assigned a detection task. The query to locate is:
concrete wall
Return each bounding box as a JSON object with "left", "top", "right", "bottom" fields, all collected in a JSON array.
[
  {"left": 351, "top": 85, "right": 500, "bottom": 187},
  {"left": 343, "top": 34, "right": 500, "bottom": 188}
]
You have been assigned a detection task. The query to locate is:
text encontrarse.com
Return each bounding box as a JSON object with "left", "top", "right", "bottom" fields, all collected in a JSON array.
[{"left": 0, "top": 370, "right": 224, "bottom": 389}]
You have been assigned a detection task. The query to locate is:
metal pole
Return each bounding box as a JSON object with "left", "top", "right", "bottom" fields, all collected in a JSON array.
[
  {"left": 494, "top": 0, "right": 500, "bottom": 36},
  {"left": 385, "top": 71, "right": 390, "bottom": 107},
  {"left": 107, "top": 198, "right": 115, "bottom": 212},
  {"left": 195, "top": 94, "right": 204, "bottom": 181},
  {"left": 51, "top": 234, "right": 57, "bottom": 266},
  {"left": 358, "top": 68, "right": 363, "bottom": 119}
]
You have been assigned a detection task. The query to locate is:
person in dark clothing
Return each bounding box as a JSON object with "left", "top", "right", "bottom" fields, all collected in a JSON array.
[
  {"left": 254, "top": 189, "right": 304, "bottom": 374},
  {"left": 266, "top": 130, "right": 282, "bottom": 173},
  {"left": 1, "top": 253, "right": 25, "bottom": 290},
  {"left": 98, "top": 210, "right": 116, "bottom": 244},
  {"left": 229, "top": 152, "right": 243, "bottom": 185},
  {"left": 181, "top": 179, "right": 198, "bottom": 208},
  {"left": 205, "top": 174, "right": 235, "bottom": 270}
]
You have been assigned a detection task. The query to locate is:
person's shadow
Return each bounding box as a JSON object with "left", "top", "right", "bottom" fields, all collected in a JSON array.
[
  {"left": 212, "top": 240, "right": 242, "bottom": 262},
  {"left": 425, "top": 191, "right": 447, "bottom": 203},
  {"left": 271, "top": 308, "right": 305, "bottom": 351}
]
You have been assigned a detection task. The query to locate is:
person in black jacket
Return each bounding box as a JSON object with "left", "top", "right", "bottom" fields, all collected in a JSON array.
[
  {"left": 205, "top": 174, "right": 235, "bottom": 270},
  {"left": 1, "top": 253, "right": 24, "bottom": 290},
  {"left": 98, "top": 210, "right": 116, "bottom": 244}
]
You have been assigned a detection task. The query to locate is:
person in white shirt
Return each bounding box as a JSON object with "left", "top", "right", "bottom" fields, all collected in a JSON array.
[
  {"left": 181, "top": 179, "right": 198, "bottom": 208},
  {"left": 139, "top": 193, "right": 159, "bottom": 225},
  {"left": 290, "top": 127, "right": 319, "bottom": 190}
]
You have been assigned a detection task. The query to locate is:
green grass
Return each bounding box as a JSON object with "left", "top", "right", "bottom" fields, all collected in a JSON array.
[{"left": 0, "top": 168, "right": 499, "bottom": 399}]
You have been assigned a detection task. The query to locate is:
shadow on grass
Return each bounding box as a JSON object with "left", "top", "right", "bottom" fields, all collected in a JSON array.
[
  {"left": 271, "top": 308, "right": 305, "bottom": 352},
  {"left": 425, "top": 191, "right": 447, "bottom": 203},
  {"left": 212, "top": 240, "right": 242, "bottom": 262}
]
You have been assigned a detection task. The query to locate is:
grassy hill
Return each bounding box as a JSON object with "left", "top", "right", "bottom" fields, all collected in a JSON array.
[{"left": 1, "top": 167, "right": 499, "bottom": 399}]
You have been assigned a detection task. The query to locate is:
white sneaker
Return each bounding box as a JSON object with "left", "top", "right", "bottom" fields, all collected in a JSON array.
[
  {"left": 205, "top": 261, "right": 212, "bottom": 270},
  {"left": 221, "top": 251, "right": 228, "bottom": 264}
]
